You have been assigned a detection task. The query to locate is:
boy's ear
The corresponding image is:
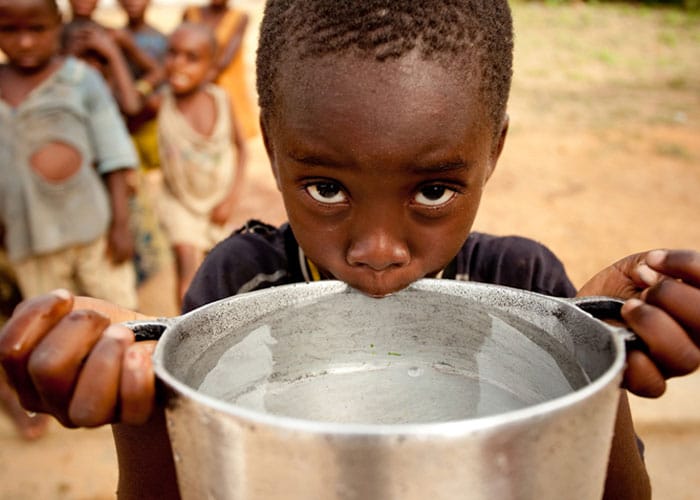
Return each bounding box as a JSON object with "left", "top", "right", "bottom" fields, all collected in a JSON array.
[
  {"left": 260, "top": 116, "right": 282, "bottom": 191},
  {"left": 487, "top": 114, "right": 509, "bottom": 181}
]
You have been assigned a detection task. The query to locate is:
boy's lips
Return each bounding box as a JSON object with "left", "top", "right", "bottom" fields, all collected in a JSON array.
[
  {"left": 333, "top": 269, "right": 418, "bottom": 298},
  {"left": 169, "top": 73, "right": 191, "bottom": 87},
  {"left": 13, "top": 56, "right": 49, "bottom": 71}
]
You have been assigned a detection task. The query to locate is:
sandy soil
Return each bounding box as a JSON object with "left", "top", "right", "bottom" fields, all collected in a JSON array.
[{"left": 1, "top": 1, "right": 699, "bottom": 499}]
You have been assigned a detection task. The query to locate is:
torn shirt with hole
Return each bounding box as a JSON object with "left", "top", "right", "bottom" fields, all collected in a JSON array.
[{"left": 0, "top": 57, "right": 137, "bottom": 262}]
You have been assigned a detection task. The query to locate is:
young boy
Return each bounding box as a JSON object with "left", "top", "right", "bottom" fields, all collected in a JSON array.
[
  {"left": 183, "top": 0, "right": 259, "bottom": 138},
  {"left": 0, "top": 0, "right": 139, "bottom": 438},
  {"left": 157, "top": 23, "right": 248, "bottom": 306},
  {"left": 0, "top": 0, "right": 138, "bottom": 306},
  {"left": 1, "top": 1, "right": 699, "bottom": 499}
]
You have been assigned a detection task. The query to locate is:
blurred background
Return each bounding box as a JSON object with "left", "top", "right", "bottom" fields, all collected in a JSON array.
[{"left": 1, "top": 0, "right": 698, "bottom": 498}]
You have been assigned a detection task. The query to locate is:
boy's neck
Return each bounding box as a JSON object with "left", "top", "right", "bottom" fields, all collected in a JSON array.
[
  {"left": 0, "top": 56, "right": 64, "bottom": 107},
  {"left": 72, "top": 14, "right": 93, "bottom": 21},
  {"left": 208, "top": 3, "right": 228, "bottom": 13},
  {"left": 172, "top": 85, "right": 208, "bottom": 104},
  {"left": 128, "top": 17, "right": 146, "bottom": 31}
]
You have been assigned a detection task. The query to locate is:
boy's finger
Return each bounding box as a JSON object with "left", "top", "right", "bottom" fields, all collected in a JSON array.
[
  {"left": 27, "top": 309, "right": 111, "bottom": 425},
  {"left": 645, "top": 249, "right": 700, "bottom": 288},
  {"left": 73, "top": 296, "right": 152, "bottom": 323},
  {"left": 642, "top": 278, "right": 700, "bottom": 344},
  {"left": 623, "top": 350, "right": 666, "bottom": 398},
  {"left": 68, "top": 325, "right": 135, "bottom": 427},
  {"left": 0, "top": 290, "right": 74, "bottom": 412},
  {"left": 119, "top": 341, "right": 156, "bottom": 425},
  {"left": 621, "top": 298, "right": 700, "bottom": 378}
]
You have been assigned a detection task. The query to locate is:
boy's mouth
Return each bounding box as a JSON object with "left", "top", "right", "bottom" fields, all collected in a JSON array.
[
  {"left": 337, "top": 272, "right": 415, "bottom": 299},
  {"left": 169, "top": 73, "right": 191, "bottom": 87}
]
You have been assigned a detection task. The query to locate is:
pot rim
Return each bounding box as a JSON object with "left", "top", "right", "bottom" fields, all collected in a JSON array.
[{"left": 152, "top": 279, "right": 627, "bottom": 437}]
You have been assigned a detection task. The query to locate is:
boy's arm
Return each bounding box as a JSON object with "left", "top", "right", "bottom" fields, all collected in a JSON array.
[
  {"left": 210, "top": 103, "right": 248, "bottom": 225},
  {"left": 104, "top": 168, "right": 135, "bottom": 264},
  {"left": 75, "top": 26, "right": 144, "bottom": 116},
  {"left": 602, "top": 392, "right": 651, "bottom": 500},
  {"left": 215, "top": 13, "right": 249, "bottom": 79},
  {"left": 112, "top": 401, "right": 180, "bottom": 499},
  {"left": 111, "top": 28, "right": 165, "bottom": 101}
]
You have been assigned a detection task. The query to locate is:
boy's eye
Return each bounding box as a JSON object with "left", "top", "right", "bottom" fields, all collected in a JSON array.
[
  {"left": 305, "top": 182, "right": 347, "bottom": 204},
  {"left": 413, "top": 185, "right": 456, "bottom": 207}
]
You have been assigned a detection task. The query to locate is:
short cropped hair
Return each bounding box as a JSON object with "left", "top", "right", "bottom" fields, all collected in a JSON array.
[
  {"left": 0, "top": 0, "right": 62, "bottom": 19},
  {"left": 256, "top": 0, "right": 513, "bottom": 132},
  {"left": 173, "top": 22, "right": 219, "bottom": 59}
]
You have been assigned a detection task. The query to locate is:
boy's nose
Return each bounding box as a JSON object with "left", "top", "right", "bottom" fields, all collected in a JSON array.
[
  {"left": 346, "top": 224, "right": 410, "bottom": 271},
  {"left": 19, "top": 32, "right": 35, "bottom": 49}
]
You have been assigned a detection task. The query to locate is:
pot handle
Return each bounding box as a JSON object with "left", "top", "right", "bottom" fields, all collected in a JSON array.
[
  {"left": 568, "top": 296, "right": 647, "bottom": 352},
  {"left": 121, "top": 317, "right": 179, "bottom": 342}
]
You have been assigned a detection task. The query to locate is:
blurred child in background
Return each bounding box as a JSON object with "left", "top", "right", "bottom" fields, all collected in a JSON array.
[
  {"left": 0, "top": 0, "right": 138, "bottom": 438},
  {"left": 156, "top": 22, "right": 248, "bottom": 307},
  {"left": 64, "top": 0, "right": 169, "bottom": 286},
  {"left": 63, "top": 0, "right": 102, "bottom": 32},
  {"left": 113, "top": 0, "right": 171, "bottom": 286},
  {"left": 114, "top": 0, "right": 167, "bottom": 150},
  {"left": 183, "top": 0, "right": 258, "bottom": 139}
]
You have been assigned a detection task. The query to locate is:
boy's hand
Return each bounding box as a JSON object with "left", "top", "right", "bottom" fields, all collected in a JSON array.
[
  {"left": 0, "top": 291, "right": 157, "bottom": 428},
  {"left": 210, "top": 194, "right": 238, "bottom": 226},
  {"left": 77, "top": 26, "right": 121, "bottom": 60},
  {"left": 579, "top": 250, "right": 700, "bottom": 398},
  {"left": 107, "top": 220, "right": 135, "bottom": 264}
]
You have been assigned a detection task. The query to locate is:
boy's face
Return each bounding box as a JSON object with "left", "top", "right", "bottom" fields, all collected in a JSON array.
[
  {"left": 69, "top": 0, "right": 98, "bottom": 17},
  {"left": 263, "top": 51, "right": 507, "bottom": 298},
  {"left": 165, "top": 27, "right": 214, "bottom": 96},
  {"left": 118, "top": 0, "right": 149, "bottom": 21},
  {"left": 0, "top": 0, "right": 61, "bottom": 73}
]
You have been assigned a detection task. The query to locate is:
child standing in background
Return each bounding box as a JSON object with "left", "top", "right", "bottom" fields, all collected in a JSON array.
[
  {"left": 113, "top": 0, "right": 167, "bottom": 144},
  {"left": 63, "top": 0, "right": 102, "bottom": 31},
  {"left": 0, "top": 0, "right": 138, "bottom": 308},
  {"left": 0, "top": 0, "right": 139, "bottom": 439},
  {"left": 157, "top": 23, "right": 248, "bottom": 307},
  {"left": 113, "top": 0, "right": 172, "bottom": 286},
  {"left": 183, "top": 0, "right": 259, "bottom": 139},
  {"left": 64, "top": 0, "right": 170, "bottom": 286},
  {"left": 63, "top": 0, "right": 164, "bottom": 120},
  {"left": 117, "top": 0, "right": 168, "bottom": 80}
]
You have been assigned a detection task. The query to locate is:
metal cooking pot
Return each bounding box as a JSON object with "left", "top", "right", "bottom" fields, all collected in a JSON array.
[{"left": 128, "top": 279, "right": 635, "bottom": 500}]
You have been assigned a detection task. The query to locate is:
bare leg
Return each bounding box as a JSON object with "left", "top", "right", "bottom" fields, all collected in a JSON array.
[{"left": 172, "top": 244, "right": 203, "bottom": 311}]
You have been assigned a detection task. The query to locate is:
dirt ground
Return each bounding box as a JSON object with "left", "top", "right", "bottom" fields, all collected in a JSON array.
[{"left": 1, "top": 1, "right": 699, "bottom": 499}]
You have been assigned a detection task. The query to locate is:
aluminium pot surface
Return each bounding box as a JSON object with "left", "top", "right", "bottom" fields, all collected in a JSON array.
[{"left": 130, "top": 279, "right": 629, "bottom": 500}]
